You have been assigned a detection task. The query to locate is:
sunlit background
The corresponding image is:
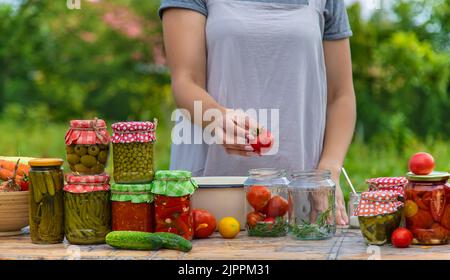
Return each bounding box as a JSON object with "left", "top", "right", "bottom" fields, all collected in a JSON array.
[{"left": 0, "top": 0, "right": 448, "bottom": 200}]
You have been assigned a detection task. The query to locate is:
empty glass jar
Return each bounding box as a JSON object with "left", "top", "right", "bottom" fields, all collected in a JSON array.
[{"left": 288, "top": 170, "right": 336, "bottom": 240}]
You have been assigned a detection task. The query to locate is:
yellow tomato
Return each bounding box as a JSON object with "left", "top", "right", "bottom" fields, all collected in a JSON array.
[
  {"left": 218, "top": 217, "right": 240, "bottom": 239},
  {"left": 404, "top": 200, "right": 419, "bottom": 218}
]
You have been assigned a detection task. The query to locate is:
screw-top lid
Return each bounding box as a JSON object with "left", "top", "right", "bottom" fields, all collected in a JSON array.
[
  {"left": 355, "top": 190, "right": 403, "bottom": 217},
  {"left": 29, "top": 158, "right": 64, "bottom": 167},
  {"left": 64, "top": 173, "right": 110, "bottom": 193},
  {"left": 65, "top": 118, "right": 110, "bottom": 145},
  {"left": 406, "top": 171, "right": 450, "bottom": 182},
  {"left": 111, "top": 119, "right": 157, "bottom": 144}
]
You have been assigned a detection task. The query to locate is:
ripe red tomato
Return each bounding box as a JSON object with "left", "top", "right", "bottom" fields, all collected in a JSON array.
[
  {"left": 431, "top": 188, "right": 446, "bottom": 222},
  {"left": 406, "top": 209, "right": 434, "bottom": 229},
  {"left": 250, "top": 128, "right": 273, "bottom": 155},
  {"left": 266, "top": 195, "right": 289, "bottom": 218},
  {"left": 391, "top": 228, "right": 413, "bottom": 248},
  {"left": 408, "top": 152, "right": 435, "bottom": 175},
  {"left": 246, "top": 185, "right": 272, "bottom": 211},
  {"left": 246, "top": 211, "right": 265, "bottom": 227},
  {"left": 441, "top": 205, "right": 450, "bottom": 230},
  {"left": 192, "top": 209, "right": 217, "bottom": 239}
]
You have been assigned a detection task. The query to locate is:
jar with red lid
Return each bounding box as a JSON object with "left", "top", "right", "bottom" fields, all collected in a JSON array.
[
  {"left": 405, "top": 171, "right": 450, "bottom": 245},
  {"left": 111, "top": 120, "right": 157, "bottom": 184},
  {"left": 355, "top": 190, "right": 403, "bottom": 245},
  {"left": 64, "top": 174, "right": 111, "bottom": 244},
  {"left": 65, "top": 119, "right": 111, "bottom": 175},
  {"left": 111, "top": 183, "right": 154, "bottom": 232},
  {"left": 151, "top": 170, "right": 198, "bottom": 240},
  {"left": 366, "top": 176, "right": 408, "bottom": 201}
]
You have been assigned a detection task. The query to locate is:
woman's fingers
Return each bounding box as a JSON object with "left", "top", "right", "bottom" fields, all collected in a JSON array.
[
  {"left": 335, "top": 184, "right": 349, "bottom": 226},
  {"left": 224, "top": 148, "right": 258, "bottom": 157},
  {"left": 224, "top": 144, "right": 254, "bottom": 151}
]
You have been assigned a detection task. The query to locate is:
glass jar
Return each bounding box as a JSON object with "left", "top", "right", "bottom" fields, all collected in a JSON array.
[
  {"left": 64, "top": 174, "right": 111, "bottom": 245},
  {"left": 151, "top": 170, "right": 198, "bottom": 240},
  {"left": 244, "top": 168, "right": 289, "bottom": 237},
  {"left": 348, "top": 192, "right": 361, "bottom": 229},
  {"left": 64, "top": 119, "right": 111, "bottom": 175},
  {"left": 28, "top": 158, "right": 65, "bottom": 244},
  {"left": 405, "top": 172, "right": 450, "bottom": 245},
  {"left": 111, "top": 120, "right": 157, "bottom": 183},
  {"left": 111, "top": 183, "right": 154, "bottom": 232},
  {"left": 288, "top": 170, "right": 336, "bottom": 240},
  {"left": 356, "top": 191, "right": 403, "bottom": 245}
]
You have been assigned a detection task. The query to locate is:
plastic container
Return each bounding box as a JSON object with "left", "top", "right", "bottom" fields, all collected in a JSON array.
[
  {"left": 405, "top": 171, "right": 450, "bottom": 245},
  {"left": 64, "top": 174, "right": 111, "bottom": 244},
  {"left": 111, "top": 183, "right": 154, "bottom": 232},
  {"left": 356, "top": 190, "right": 403, "bottom": 245},
  {"left": 151, "top": 170, "right": 198, "bottom": 240},
  {"left": 244, "top": 168, "right": 289, "bottom": 237},
  {"left": 28, "top": 158, "right": 65, "bottom": 244},
  {"left": 288, "top": 170, "right": 336, "bottom": 240},
  {"left": 111, "top": 120, "right": 157, "bottom": 183},
  {"left": 65, "top": 119, "right": 111, "bottom": 175}
]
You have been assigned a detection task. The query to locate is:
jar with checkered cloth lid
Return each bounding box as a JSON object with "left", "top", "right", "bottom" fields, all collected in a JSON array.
[
  {"left": 111, "top": 120, "right": 157, "bottom": 183},
  {"left": 151, "top": 170, "right": 198, "bottom": 240},
  {"left": 355, "top": 190, "right": 403, "bottom": 245},
  {"left": 64, "top": 173, "right": 111, "bottom": 244},
  {"left": 65, "top": 119, "right": 111, "bottom": 175}
]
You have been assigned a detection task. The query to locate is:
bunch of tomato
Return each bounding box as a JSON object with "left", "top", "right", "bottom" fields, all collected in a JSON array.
[{"left": 246, "top": 185, "right": 289, "bottom": 228}]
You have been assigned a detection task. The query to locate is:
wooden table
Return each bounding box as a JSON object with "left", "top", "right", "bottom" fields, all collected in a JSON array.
[{"left": 1, "top": 229, "right": 449, "bottom": 260}]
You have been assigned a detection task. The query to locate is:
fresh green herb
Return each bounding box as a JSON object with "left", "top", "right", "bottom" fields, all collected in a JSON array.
[
  {"left": 247, "top": 217, "right": 288, "bottom": 237},
  {"left": 289, "top": 206, "right": 334, "bottom": 240}
]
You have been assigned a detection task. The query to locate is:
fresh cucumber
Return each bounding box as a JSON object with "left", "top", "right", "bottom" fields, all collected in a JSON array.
[{"left": 105, "top": 231, "right": 192, "bottom": 252}]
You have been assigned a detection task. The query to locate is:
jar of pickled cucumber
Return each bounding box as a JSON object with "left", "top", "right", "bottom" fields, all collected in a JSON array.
[
  {"left": 355, "top": 191, "right": 403, "bottom": 245},
  {"left": 366, "top": 177, "right": 408, "bottom": 201},
  {"left": 244, "top": 168, "right": 289, "bottom": 237},
  {"left": 405, "top": 172, "right": 450, "bottom": 245},
  {"left": 111, "top": 182, "right": 154, "bottom": 232},
  {"left": 288, "top": 170, "right": 336, "bottom": 240},
  {"left": 111, "top": 120, "right": 157, "bottom": 183},
  {"left": 64, "top": 174, "right": 111, "bottom": 245},
  {"left": 65, "top": 119, "right": 111, "bottom": 175},
  {"left": 28, "top": 158, "right": 65, "bottom": 244},
  {"left": 151, "top": 170, "right": 198, "bottom": 240}
]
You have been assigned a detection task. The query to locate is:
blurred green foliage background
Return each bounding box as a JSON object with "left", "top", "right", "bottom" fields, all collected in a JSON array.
[{"left": 0, "top": 0, "right": 449, "bottom": 198}]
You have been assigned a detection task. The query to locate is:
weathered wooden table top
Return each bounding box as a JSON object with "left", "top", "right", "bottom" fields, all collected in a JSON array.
[{"left": 1, "top": 229, "right": 449, "bottom": 260}]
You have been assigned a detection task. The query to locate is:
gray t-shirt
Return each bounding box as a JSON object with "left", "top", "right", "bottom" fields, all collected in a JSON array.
[{"left": 159, "top": 0, "right": 352, "bottom": 176}]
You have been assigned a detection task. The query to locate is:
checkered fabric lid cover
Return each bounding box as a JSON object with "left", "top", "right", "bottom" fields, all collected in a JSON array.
[
  {"left": 355, "top": 190, "right": 403, "bottom": 217},
  {"left": 65, "top": 119, "right": 110, "bottom": 145},
  {"left": 111, "top": 120, "right": 157, "bottom": 144},
  {"left": 366, "top": 177, "right": 407, "bottom": 197},
  {"left": 64, "top": 173, "right": 110, "bottom": 193},
  {"left": 151, "top": 170, "right": 198, "bottom": 197},
  {"left": 110, "top": 182, "right": 153, "bottom": 203}
]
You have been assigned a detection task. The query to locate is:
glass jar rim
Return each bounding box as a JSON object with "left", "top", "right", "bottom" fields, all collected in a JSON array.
[
  {"left": 248, "top": 168, "right": 285, "bottom": 178},
  {"left": 291, "top": 169, "right": 332, "bottom": 179}
]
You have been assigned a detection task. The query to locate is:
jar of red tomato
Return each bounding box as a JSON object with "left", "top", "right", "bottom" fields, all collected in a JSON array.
[
  {"left": 151, "top": 170, "right": 198, "bottom": 240},
  {"left": 405, "top": 172, "right": 450, "bottom": 245},
  {"left": 244, "top": 168, "right": 289, "bottom": 237},
  {"left": 111, "top": 183, "right": 154, "bottom": 232}
]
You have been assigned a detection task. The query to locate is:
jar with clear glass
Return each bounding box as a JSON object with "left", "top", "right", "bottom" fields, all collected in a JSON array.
[
  {"left": 405, "top": 172, "right": 450, "bottom": 245},
  {"left": 348, "top": 192, "right": 361, "bottom": 229},
  {"left": 244, "top": 168, "right": 289, "bottom": 237},
  {"left": 288, "top": 170, "right": 336, "bottom": 240}
]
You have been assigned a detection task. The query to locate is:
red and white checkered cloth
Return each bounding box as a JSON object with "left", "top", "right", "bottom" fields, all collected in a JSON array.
[
  {"left": 366, "top": 177, "right": 408, "bottom": 198},
  {"left": 65, "top": 119, "right": 110, "bottom": 145},
  {"left": 64, "top": 173, "right": 110, "bottom": 193},
  {"left": 355, "top": 190, "right": 403, "bottom": 217},
  {"left": 111, "top": 120, "right": 157, "bottom": 144}
]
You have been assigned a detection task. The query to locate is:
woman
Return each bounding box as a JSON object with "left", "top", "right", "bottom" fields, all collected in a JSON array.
[{"left": 160, "top": 0, "right": 356, "bottom": 225}]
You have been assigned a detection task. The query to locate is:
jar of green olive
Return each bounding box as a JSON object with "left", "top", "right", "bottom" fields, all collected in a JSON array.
[
  {"left": 111, "top": 120, "right": 157, "bottom": 184},
  {"left": 64, "top": 119, "right": 111, "bottom": 175},
  {"left": 28, "top": 158, "right": 65, "bottom": 244}
]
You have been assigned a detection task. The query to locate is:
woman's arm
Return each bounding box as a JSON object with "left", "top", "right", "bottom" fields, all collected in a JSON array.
[
  {"left": 162, "top": 9, "right": 257, "bottom": 156},
  {"left": 319, "top": 38, "right": 357, "bottom": 225}
]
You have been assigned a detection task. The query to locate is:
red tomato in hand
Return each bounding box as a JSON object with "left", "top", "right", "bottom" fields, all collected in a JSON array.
[
  {"left": 391, "top": 228, "right": 413, "bottom": 248},
  {"left": 246, "top": 211, "right": 265, "bottom": 227},
  {"left": 246, "top": 185, "right": 271, "bottom": 211},
  {"left": 250, "top": 128, "right": 273, "bottom": 155},
  {"left": 266, "top": 196, "right": 289, "bottom": 218},
  {"left": 408, "top": 152, "right": 435, "bottom": 175},
  {"left": 431, "top": 188, "right": 446, "bottom": 222},
  {"left": 193, "top": 209, "right": 217, "bottom": 239}
]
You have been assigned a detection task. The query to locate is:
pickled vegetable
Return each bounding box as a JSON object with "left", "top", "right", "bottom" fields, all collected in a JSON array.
[
  {"left": 113, "top": 142, "right": 154, "bottom": 183},
  {"left": 64, "top": 191, "right": 111, "bottom": 244},
  {"left": 359, "top": 210, "right": 402, "bottom": 245},
  {"left": 29, "top": 169, "right": 64, "bottom": 244},
  {"left": 66, "top": 144, "right": 109, "bottom": 175},
  {"left": 112, "top": 201, "right": 154, "bottom": 232},
  {"left": 154, "top": 195, "right": 193, "bottom": 240}
]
